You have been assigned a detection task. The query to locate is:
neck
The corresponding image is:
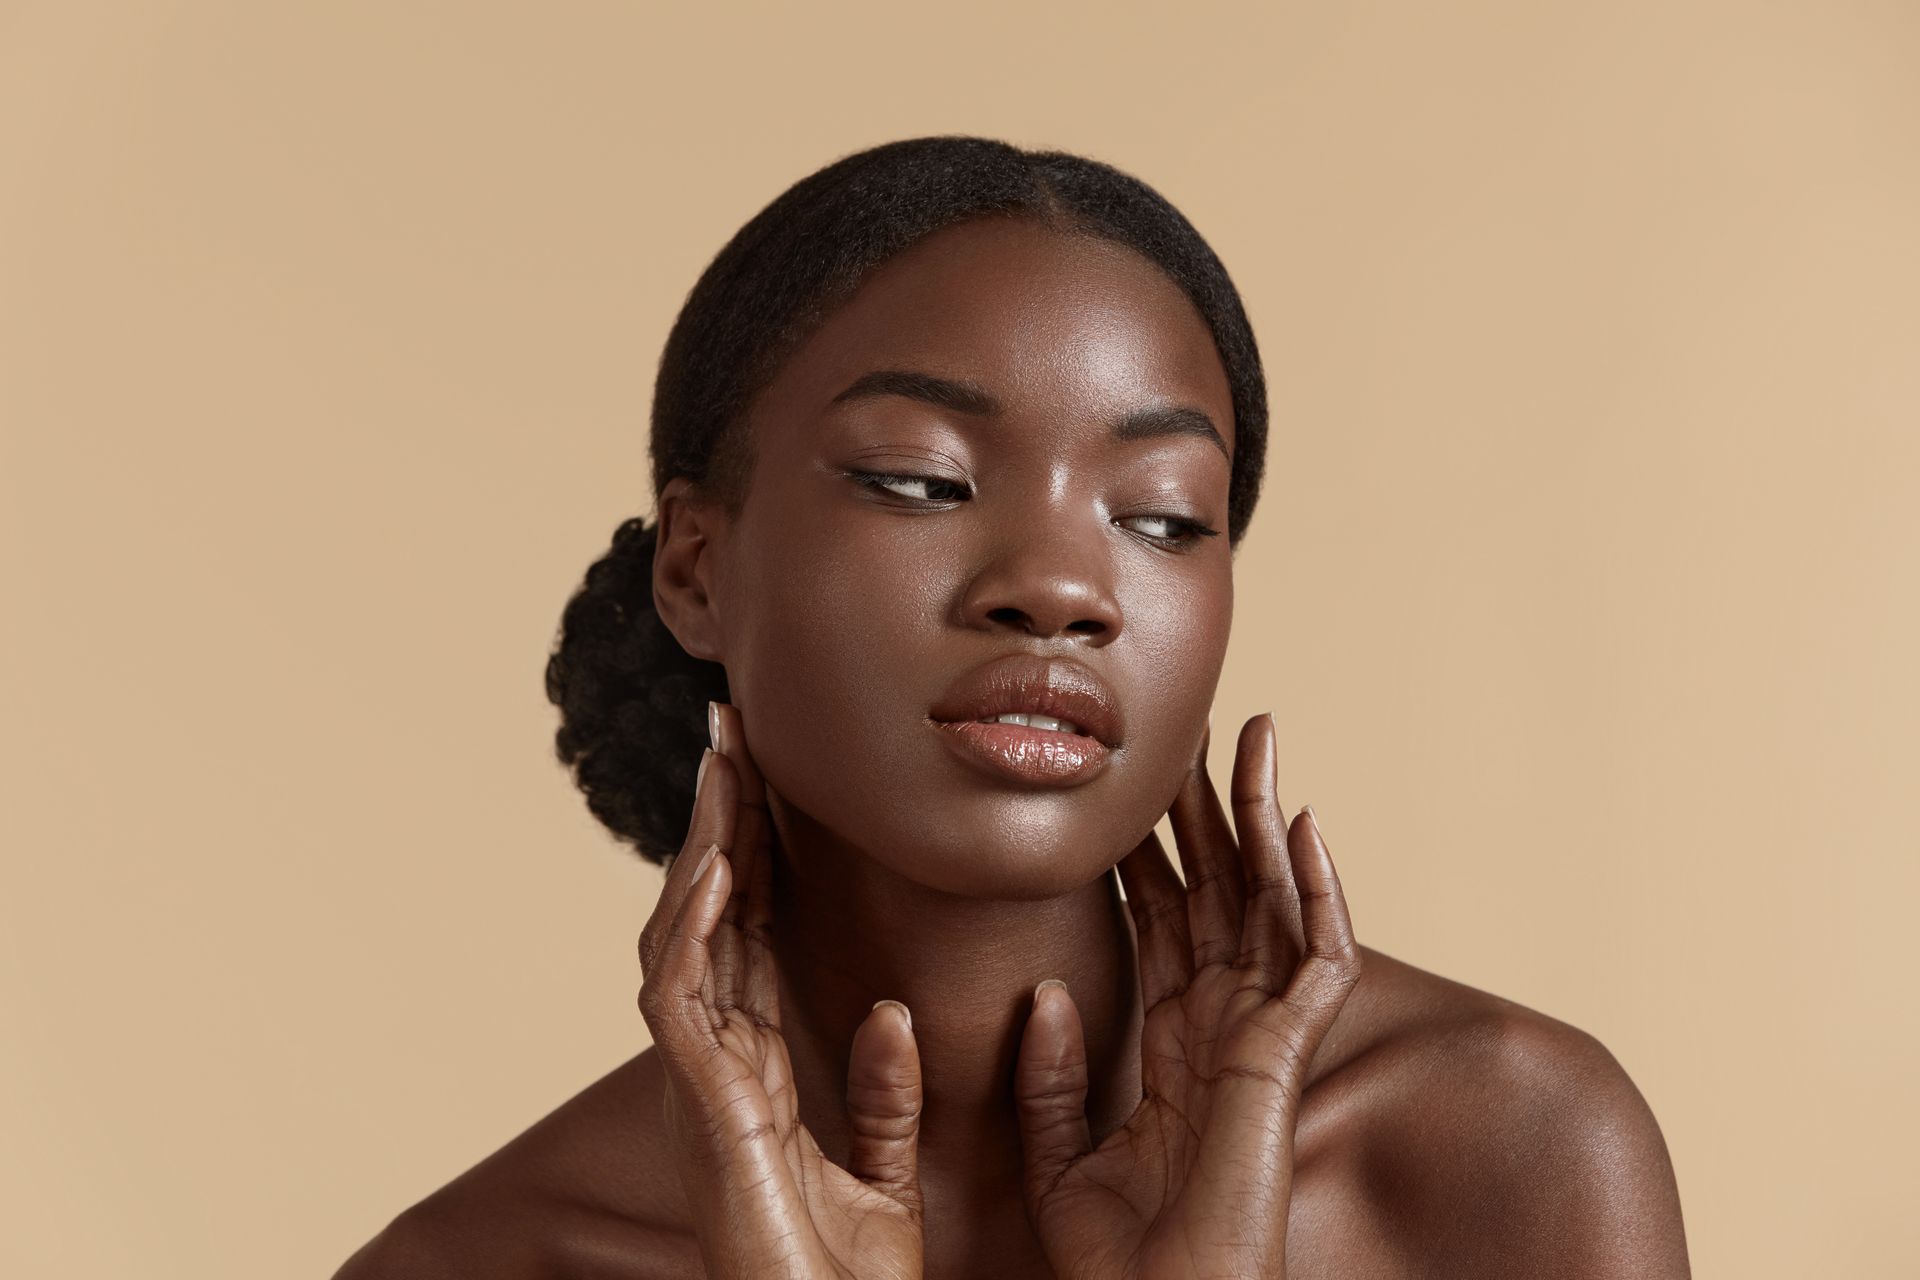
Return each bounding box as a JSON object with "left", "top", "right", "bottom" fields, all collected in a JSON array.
[{"left": 764, "top": 804, "right": 1144, "bottom": 1198}]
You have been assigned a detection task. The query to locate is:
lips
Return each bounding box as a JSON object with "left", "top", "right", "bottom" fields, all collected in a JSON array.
[{"left": 927, "top": 653, "right": 1123, "bottom": 787}]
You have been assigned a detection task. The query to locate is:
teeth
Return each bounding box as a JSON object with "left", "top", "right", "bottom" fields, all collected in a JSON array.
[{"left": 978, "top": 713, "right": 1083, "bottom": 735}]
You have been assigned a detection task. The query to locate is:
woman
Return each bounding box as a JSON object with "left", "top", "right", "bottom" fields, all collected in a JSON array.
[{"left": 335, "top": 136, "right": 1689, "bottom": 1278}]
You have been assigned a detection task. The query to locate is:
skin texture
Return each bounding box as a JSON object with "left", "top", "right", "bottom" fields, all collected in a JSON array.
[
  {"left": 332, "top": 219, "right": 1691, "bottom": 1278},
  {"left": 633, "top": 707, "right": 1361, "bottom": 1280}
]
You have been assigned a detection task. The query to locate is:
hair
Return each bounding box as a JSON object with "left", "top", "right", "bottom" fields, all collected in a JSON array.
[{"left": 545, "top": 135, "right": 1270, "bottom": 865}]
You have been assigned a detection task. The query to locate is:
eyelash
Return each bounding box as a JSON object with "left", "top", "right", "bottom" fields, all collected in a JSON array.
[{"left": 843, "top": 469, "right": 1220, "bottom": 549}]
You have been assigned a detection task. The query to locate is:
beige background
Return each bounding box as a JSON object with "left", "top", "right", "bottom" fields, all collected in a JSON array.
[{"left": 2, "top": 2, "right": 1914, "bottom": 1276}]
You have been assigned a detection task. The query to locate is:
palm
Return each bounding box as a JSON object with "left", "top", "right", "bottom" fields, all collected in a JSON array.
[
  {"left": 1015, "top": 717, "right": 1363, "bottom": 1280},
  {"left": 700, "top": 1008, "right": 922, "bottom": 1276}
]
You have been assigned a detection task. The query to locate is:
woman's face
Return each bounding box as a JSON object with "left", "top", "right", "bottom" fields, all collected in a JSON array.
[{"left": 708, "top": 216, "right": 1236, "bottom": 899}]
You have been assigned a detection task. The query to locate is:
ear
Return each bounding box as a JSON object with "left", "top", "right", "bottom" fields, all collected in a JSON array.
[{"left": 652, "top": 475, "right": 728, "bottom": 663}]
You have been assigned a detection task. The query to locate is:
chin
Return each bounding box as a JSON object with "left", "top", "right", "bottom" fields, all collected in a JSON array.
[
  {"left": 742, "top": 686, "right": 1192, "bottom": 899},
  {"left": 820, "top": 769, "right": 1168, "bottom": 902}
]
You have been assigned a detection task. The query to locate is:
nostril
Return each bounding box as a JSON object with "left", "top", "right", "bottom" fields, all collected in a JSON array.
[{"left": 979, "top": 606, "right": 1115, "bottom": 641}]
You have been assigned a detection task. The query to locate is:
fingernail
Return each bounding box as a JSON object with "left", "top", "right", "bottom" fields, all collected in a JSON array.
[
  {"left": 1304, "top": 803, "right": 1320, "bottom": 839},
  {"left": 707, "top": 701, "right": 721, "bottom": 753},
  {"left": 1265, "top": 712, "right": 1279, "bottom": 788},
  {"left": 872, "top": 998, "right": 911, "bottom": 1029},
  {"left": 692, "top": 843, "right": 719, "bottom": 881},
  {"left": 696, "top": 747, "right": 715, "bottom": 793},
  {"left": 1034, "top": 978, "right": 1067, "bottom": 1007}
]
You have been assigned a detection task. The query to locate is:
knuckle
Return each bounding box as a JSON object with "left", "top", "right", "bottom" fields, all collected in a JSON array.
[
  {"left": 1016, "top": 1081, "right": 1085, "bottom": 1119},
  {"left": 1014, "top": 1060, "right": 1085, "bottom": 1106},
  {"left": 1193, "top": 941, "right": 1239, "bottom": 968},
  {"left": 1247, "top": 872, "right": 1298, "bottom": 898},
  {"left": 847, "top": 1092, "right": 923, "bottom": 1138},
  {"left": 1213, "top": 1062, "right": 1292, "bottom": 1092},
  {"left": 637, "top": 974, "right": 688, "bottom": 1030},
  {"left": 1183, "top": 864, "right": 1244, "bottom": 898},
  {"left": 847, "top": 1063, "right": 922, "bottom": 1103},
  {"left": 1131, "top": 895, "right": 1186, "bottom": 936}
]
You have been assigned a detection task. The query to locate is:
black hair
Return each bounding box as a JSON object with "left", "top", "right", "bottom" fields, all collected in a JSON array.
[{"left": 545, "top": 135, "right": 1269, "bottom": 865}]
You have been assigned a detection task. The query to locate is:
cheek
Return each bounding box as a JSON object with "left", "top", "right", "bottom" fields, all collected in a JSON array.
[
  {"left": 719, "top": 520, "right": 947, "bottom": 832},
  {"left": 1107, "top": 569, "right": 1234, "bottom": 798}
]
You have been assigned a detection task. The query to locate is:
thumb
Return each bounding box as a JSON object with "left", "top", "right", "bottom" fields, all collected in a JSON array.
[
  {"left": 1013, "top": 979, "right": 1093, "bottom": 1209},
  {"left": 845, "top": 999, "right": 924, "bottom": 1214}
]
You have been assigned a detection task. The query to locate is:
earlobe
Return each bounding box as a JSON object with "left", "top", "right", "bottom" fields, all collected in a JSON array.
[{"left": 651, "top": 476, "right": 726, "bottom": 663}]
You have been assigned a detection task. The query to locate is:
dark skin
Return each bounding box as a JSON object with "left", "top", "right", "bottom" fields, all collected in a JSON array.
[{"left": 334, "top": 218, "right": 1691, "bottom": 1278}]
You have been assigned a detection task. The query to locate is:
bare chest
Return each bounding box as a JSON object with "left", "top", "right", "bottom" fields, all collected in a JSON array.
[
  {"left": 598, "top": 1154, "right": 1407, "bottom": 1280},
  {"left": 901, "top": 1177, "right": 1405, "bottom": 1280},
  {"left": 605, "top": 1078, "right": 1418, "bottom": 1279}
]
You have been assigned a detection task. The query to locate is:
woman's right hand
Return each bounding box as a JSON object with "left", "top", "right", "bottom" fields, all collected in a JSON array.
[{"left": 637, "top": 702, "right": 926, "bottom": 1280}]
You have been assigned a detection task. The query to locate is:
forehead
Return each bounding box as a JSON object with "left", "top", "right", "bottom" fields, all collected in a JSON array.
[{"left": 748, "top": 216, "right": 1236, "bottom": 456}]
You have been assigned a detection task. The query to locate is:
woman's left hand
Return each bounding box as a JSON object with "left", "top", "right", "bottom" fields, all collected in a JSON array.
[{"left": 1012, "top": 712, "right": 1362, "bottom": 1279}]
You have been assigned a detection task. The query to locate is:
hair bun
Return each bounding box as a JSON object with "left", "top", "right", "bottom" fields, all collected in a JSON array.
[{"left": 545, "top": 517, "right": 728, "bottom": 865}]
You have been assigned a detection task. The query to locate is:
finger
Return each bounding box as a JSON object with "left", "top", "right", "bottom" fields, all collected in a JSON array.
[
  {"left": 1168, "top": 720, "right": 1249, "bottom": 969},
  {"left": 712, "top": 702, "right": 781, "bottom": 1029},
  {"left": 1115, "top": 830, "right": 1193, "bottom": 1007},
  {"left": 647, "top": 853, "right": 832, "bottom": 1279},
  {"left": 636, "top": 845, "right": 732, "bottom": 1061},
  {"left": 639, "top": 747, "right": 738, "bottom": 980},
  {"left": 1013, "top": 979, "right": 1093, "bottom": 1211},
  {"left": 845, "top": 1000, "right": 924, "bottom": 1215},
  {"left": 1282, "top": 805, "right": 1363, "bottom": 1013},
  {"left": 1230, "top": 713, "right": 1304, "bottom": 990},
  {"left": 1187, "top": 797, "right": 1361, "bottom": 1280},
  {"left": 713, "top": 700, "right": 768, "bottom": 808},
  {"left": 1204, "top": 811, "right": 1361, "bottom": 1125}
]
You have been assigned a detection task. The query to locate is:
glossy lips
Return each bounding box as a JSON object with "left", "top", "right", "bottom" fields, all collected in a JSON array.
[{"left": 927, "top": 653, "right": 1123, "bottom": 787}]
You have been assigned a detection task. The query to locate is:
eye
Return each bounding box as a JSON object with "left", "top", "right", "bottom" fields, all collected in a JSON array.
[
  {"left": 1117, "top": 512, "right": 1220, "bottom": 548},
  {"left": 846, "top": 470, "right": 972, "bottom": 503},
  {"left": 845, "top": 468, "right": 1215, "bottom": 545}
]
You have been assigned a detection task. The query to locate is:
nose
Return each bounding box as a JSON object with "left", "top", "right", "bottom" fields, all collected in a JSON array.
[{"left": 956, "top": 511, "right": 1124, "bottom": 645}]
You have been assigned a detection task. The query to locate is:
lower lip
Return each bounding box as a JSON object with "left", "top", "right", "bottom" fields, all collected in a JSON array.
[{"left": 932, "top": 720, "right": 1112, "bottom": 787}]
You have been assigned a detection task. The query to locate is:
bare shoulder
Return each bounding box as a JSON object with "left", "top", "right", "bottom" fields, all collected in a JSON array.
[
  {"left": 329, "top": 1049, "right": 702, "bottom": 1280},
  {"left": 1306, "top": 945, "right": 1691, "bottom": 1278}
]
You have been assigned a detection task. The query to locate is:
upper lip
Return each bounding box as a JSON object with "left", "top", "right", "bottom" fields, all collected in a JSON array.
[{"left": 928, "top": 653, "right": 1124, "bottom": 748}]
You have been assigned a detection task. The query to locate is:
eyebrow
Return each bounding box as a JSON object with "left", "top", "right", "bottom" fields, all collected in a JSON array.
[{"left": 830, "top": 368, "right": 1230, "bottom": 460}]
